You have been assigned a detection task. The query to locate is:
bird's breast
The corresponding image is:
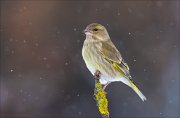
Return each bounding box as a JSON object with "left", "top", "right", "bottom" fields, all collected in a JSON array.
[
  {"left": 82, "top": 42, "right": 102, "bottom": 75},
  {"left": 82, "top": 42, "right": 117, "bottom": 79}
]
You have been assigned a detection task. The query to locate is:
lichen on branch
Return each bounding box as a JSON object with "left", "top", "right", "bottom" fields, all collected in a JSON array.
[{"left": 94, "top": 79, "right": 109, "bottom": 118}]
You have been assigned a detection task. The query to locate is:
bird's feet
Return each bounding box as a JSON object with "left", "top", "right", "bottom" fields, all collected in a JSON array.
[
  {"left": 94, "top": 70, "right": 110, "bottom": 91},
  {"left": 102, "top": 82, "right": 111, "bottom": 91},
  {"left": 94, "top": 70, "right": 101, "bottom": 80}
]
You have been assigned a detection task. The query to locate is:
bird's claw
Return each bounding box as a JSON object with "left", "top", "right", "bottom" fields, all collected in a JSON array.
[{"left": 94, "top": 70, "right": 101, "bottom": 80}]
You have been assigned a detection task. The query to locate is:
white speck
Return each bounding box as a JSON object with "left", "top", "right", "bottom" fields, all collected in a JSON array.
[
  {"left": 78, "top": 111, "right": 82, "bottom": 115},
  {"left": 63, "top": 46, "right": 67, "bottom": 50},
  {"left": 35, "top": 43, "right": 39, "bottom": 47},
  {"left": 77, "top": 94, "right": 80, "bottom": 97},
  {"left": 11, "top": 50, "right": 15, "bottom": 54},
  {"left": 43, "top": 57, "right": 47, "bottom": 61},
  {"left": 35, "top": 96, "right": 39, "bottom": 100},
  {"left": 160, "top": 112, "right": 163, "bottom": 115},
  {"left": 23, "top": 40, "right": 26, "bottom": 43},
  {"left": 57, "top": 31, "right": 61, "bottom": 34},
  {"left": 20, "top": 89, "right": 23, "bottom": 93},
  {"left": 65, "top": 62, "right": 68, "bottom": 66},
  {"left": 128, "top": 32, "right": 131, "bottom": 35},
  {"left": 9, "top": 38, "right": 13, "bottom": 42},
  {"left": 173, "top": 45, "right": 176, "bottom": 48},
  {"left": 18, "top": 74, "right": 22, "bottom": 78},
  {"left": 128, "top": 8, "right": 132, "bottom": 13},
  {"left": 23, "top": 6, "right": 27, "bottom": 10},
  {"left": 77, "top": 39, "right": 80, "bottom": 43},
  {"left": 133, "top": 59, "right": 136, "bottom": 62},
  {"left": 10, "top": 69, "right": 14, "bottom": 72},
  {"left": 23, "top": 98, "right": 27, "bottom": 102},
  {"left": 156, "top": 1, "right": 163, "bottom": 7},
  {"left": 117, "top": 12, "right": 121, "bottom": 16},
  {"left": 153, "top": 48, "right": 157, "bottom": 51},
  {"left": 73, "top": 28, "right": 77, "bottom": 31},
  {"left": 28, "top": 22, "right": 32, "bottom": 25},
  {"left": 168, "top": 100, "right": 172, "bottom": 104}
]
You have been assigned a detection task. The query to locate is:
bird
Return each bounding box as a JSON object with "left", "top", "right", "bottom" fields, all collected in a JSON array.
[{"left": 82, "top": 23, "right": 146, "bottom": 101}]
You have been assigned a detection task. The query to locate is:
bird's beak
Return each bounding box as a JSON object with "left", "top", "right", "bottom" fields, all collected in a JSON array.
[
  {"left": 82, "top": 29, "right": 88, "bottom": 34},
  {"left": 82, "top": 29, "right": 92, "bottom": 35}
]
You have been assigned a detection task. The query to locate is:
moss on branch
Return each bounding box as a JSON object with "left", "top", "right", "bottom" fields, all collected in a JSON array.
[{"left": 94, "top": 79, "right": 109, "bottom": 118}]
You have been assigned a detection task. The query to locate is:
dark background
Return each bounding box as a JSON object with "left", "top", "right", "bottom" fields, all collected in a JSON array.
[{"left": 1, "top": 1, "right": 179, "bottom": 118}]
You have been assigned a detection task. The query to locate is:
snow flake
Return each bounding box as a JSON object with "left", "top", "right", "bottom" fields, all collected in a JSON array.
[
  {"left": 35, "top": 43, "right": 39, "bottom": 47},
  {"left": 9, "top": 38, "right": 13, "bottom": 42},
  {"left": 20, "top": 89, "right": 23, "bottom": 93},
  {"left": 28, "top": 22, "right": 32, "bottom": 25},
  {"left": 11, "top": 50, "right": 15, "bottom": 54},
  {"left": 43, "top": 57, "right": 47, "bottom": 61},
  {"left": 77, "top": 39, "right": 80, "bottom": 43},
  {"left": 10, "top": 69, "right": 14, "bottom": 72},
  {"left": 78, "top": 111, "right": 82, "bottom": 115},
  {"left": 65, "top": 62, "right": 68, "bottom": 66},
  {"left": 73, "top": 28, "right": 77, "bottom": 31}
]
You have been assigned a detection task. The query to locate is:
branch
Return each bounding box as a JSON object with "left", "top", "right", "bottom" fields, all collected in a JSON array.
[{"left": 94, "top": 70, "right": 109, "bottom": 118}]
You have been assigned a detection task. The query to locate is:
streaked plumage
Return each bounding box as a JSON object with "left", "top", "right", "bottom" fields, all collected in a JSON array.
[{"left": 82, "top": 23, "right": 146, "bottom": 101}]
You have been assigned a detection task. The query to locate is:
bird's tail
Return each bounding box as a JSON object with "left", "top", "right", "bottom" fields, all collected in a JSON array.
[
  {"left": 120, "top": 77, "right": 147, "bottom": 101},
  {"left": 112, "top": 62, "right": 146, "bottom": 101},
  {"left": 129, "top": 80, "right": 147, "bottom": 101}
]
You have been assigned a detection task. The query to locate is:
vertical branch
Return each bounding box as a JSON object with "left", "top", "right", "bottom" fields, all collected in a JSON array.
[{"left": 94, "top": 70, "right": 109, "bottom": 118}]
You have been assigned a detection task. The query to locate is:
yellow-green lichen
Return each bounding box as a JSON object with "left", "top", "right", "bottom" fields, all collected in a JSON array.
[{"left": 94, "top": 80, "right": 109, "bottom": 117}]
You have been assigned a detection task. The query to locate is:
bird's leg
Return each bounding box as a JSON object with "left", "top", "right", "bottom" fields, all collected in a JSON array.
[
  {"left": 102, "top": 82, "right": 111, "bottom": 91},
  {"left": 94, "top": 70, "right": 110, "bottom": 91},
  {"left": 94, "top": 70, "right": 101, "bottom": 80}
]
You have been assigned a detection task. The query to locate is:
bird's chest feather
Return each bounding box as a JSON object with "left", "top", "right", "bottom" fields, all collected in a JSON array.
[{"left": 82, "top": 42, "right": 102, "bottom": 74}]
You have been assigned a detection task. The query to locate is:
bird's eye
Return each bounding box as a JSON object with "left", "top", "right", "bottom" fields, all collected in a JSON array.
[{"left": 93, "top": 28, "right": 98, "bottom": 31}]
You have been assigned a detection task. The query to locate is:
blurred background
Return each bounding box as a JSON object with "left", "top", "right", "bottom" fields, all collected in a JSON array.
[{"left": 0, "top": 1, "right": 179, "bottom": 118}]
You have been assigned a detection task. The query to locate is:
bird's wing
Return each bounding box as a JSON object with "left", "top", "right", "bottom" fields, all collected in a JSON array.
[
  {"left": 101, "top": 40, "right": 146, "bottom": 101},
  {"left": 100, "top": 40, "right": 122, "bottom": 63},
  {"left": 100, "top": 40, "right": 147, "bottom": 101},
  {"left": 100, "top": 40, "right": 130, "bottom": 78}
]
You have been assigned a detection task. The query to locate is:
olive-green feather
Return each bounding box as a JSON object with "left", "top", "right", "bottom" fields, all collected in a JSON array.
[
  {"left": 100, "top": 40, "right": 122, "bottom": 63},
  {"left": 112, "top": 62, "right": 126, "bottom": 76},
  {"left": 99, "top": 40, "right": 130, "bottom": 78}
]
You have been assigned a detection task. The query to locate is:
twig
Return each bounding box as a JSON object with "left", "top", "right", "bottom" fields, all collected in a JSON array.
[{"left": 94, "top": 70, "right": 109, "bottom": 118}]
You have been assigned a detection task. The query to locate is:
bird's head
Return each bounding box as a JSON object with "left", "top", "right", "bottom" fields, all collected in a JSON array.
[{"left": 83, "top": 23, "right": 110, "bottom": 41}]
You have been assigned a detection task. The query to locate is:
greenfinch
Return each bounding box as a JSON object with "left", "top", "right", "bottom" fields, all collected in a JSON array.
[{"left": 82, "top": 23, "right": 146, "bottom": 101}]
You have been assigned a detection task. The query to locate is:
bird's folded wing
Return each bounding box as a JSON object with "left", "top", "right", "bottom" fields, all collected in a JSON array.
[
  {"left": 100, "top": 40, "right": 122, "bottom": 63},
  {"left": 100, "top": 40, "right": 130, "bottom": 78}
]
